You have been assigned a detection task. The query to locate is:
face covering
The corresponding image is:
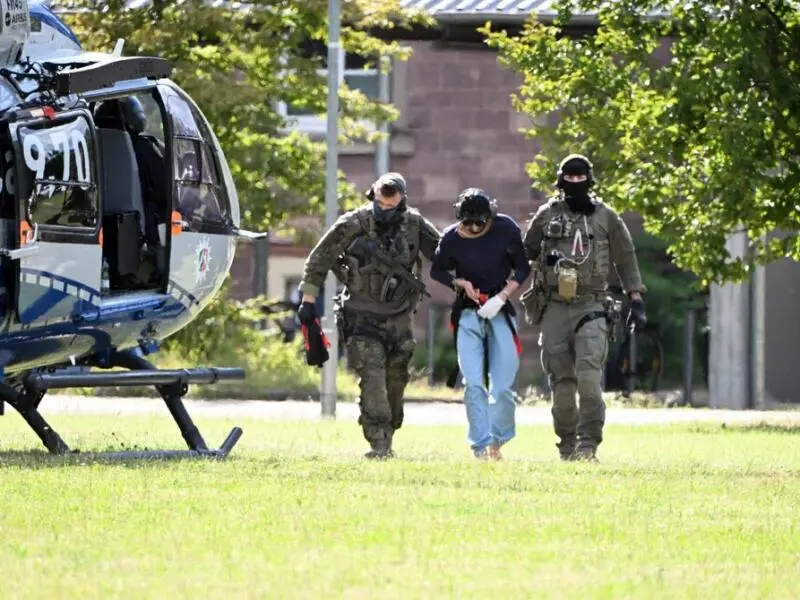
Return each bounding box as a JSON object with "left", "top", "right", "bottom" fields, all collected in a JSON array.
[
  {"left": 373, "top": 199, "right": 406, "bottom": 225},
  {"left": 562, "top": 181, "right": 594, "bottom": 214}
]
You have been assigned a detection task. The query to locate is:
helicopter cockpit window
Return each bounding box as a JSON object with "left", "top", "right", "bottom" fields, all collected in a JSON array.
[
  {"left": 16, "top": 114, "right": 97, "bottom": 230},
  {"left": 162, "top": 86, "right": 231, "bottom": 233}
]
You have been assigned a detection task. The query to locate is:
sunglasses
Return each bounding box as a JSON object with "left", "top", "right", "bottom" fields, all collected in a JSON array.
[
  {"left": 462, "top": 217, "right": 488, "bottom": 227},
  {"left": 379, "top": 183, "right": 402, "bottom": 197}
]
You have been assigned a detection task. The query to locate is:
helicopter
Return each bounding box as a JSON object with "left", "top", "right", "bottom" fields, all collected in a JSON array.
[{"left": 0, "top": 0, "right": 265, "bottom": 459}]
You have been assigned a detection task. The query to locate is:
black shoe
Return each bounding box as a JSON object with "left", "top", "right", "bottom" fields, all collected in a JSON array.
[
  {"left": 364, "top": 448, "right": 394, "bottom": 460},
  {"left": 557, "top": 441, "right": 576, "bottom": 461},
  {"left": 572, "top": 446, "right": 598, "bottom": 462}
]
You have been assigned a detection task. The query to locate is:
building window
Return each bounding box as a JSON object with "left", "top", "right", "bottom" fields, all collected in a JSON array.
[{"left": 276, "top": 41, "right": 386, "bottom": 135}]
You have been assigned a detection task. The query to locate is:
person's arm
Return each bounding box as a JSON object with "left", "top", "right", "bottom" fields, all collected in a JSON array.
[
  {"left": 607, "top": 209, "right": 646, "bottom": 299},
  {"left": 430, "top": 233, "right": 456, "bottom": 289},
  {"left": 418, "top": 215, "right": 442, "bottom": 262},
  {"left": 299, "top": 212, "right": 361, "bottom": 304},
  {"left": 498, "top": 219, "right": 532, "bottom": 301},
  {"left": 522, "top": 205, "right": 550, "bottom": 263}
]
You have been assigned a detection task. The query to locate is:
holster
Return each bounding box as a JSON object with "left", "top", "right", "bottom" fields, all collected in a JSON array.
[
  {"left": 572, "top": 296, "right": 622, "bottom": 342},
  {"left": 301, "top": 318, "right": 330, "bottom": 367},
  {"left": 520, "top": 279, "right": 549, "bottom": 325}
]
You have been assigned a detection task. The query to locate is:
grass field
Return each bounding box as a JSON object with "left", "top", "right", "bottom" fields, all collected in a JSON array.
[{"left": 1, "top": 411, "right": 799, "bottom": 599}]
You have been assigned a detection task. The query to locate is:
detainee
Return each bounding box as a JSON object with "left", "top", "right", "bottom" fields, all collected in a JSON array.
[{"left": 430, "top": 188, "right": 531, "bottom": 460}]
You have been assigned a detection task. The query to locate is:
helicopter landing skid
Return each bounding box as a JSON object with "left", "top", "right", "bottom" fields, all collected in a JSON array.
[{"left": 0, "top": 350, "right": 246, "bottom": 460}]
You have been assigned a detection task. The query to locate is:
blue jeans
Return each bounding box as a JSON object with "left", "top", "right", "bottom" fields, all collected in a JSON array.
[{"left": 456, "top": 309, "right": 519, "bottom": 453}]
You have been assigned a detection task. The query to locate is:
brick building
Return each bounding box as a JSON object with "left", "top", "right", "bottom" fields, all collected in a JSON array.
[{"left": 231, "top": 2, "right": 578, "bottom": 387}]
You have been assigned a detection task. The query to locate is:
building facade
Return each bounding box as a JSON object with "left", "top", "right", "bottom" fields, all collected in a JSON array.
[{"left": 230, "top": 1, "right": 800, "bottom": 401}]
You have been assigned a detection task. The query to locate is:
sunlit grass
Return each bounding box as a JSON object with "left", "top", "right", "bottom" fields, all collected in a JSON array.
[{"left": 1, "top": 413, "right": 799, "bottom": 599}]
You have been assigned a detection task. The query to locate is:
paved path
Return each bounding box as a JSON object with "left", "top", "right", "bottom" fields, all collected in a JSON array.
[{"left": 33, "top": 395, "right": 800, "bottom": 426}]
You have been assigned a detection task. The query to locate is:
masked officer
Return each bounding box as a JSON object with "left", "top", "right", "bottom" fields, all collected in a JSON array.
[
  {"left": 297, "top": 173, "right": 440, "bottom": 459},
  {"left": 521, "top": 154, "right": 647, "bottom": 461},
  {"left": 431, "top": 188, "right": 530, "bottom": 460}
]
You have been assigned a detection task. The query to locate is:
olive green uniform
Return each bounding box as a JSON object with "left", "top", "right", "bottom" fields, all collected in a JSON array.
[
  {"left": 298, "top": 205, "right": 440, "bottom": 452},
  {"left": 522, "top": 195, "right": 644, "bottom": 456}
]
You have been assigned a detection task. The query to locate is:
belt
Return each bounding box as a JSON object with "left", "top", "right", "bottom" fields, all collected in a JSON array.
[
  {"left": 445, "top": 291, "right": 522, "bottom": 389},
  {"left": 548, "top": 286, "right": 605, "bottom": 303}
]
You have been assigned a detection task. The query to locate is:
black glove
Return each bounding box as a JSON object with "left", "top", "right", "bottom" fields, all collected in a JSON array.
[
  {"left": 297, "top": 301, "right": 316, "bottom": 326},
  {"left": 626, "top": 298, "right": 647, "bottom": 332},
  {"left": 301, "top": 318, "right": 330, "bottom": 367}
]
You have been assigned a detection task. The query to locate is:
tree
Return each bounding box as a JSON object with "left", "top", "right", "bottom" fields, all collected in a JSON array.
[
  {"left": 62, "top": 0, "right": 430, "bottom": 232},
  {"left": 482, "top": 0, "right": 800, "bottom": 284}
]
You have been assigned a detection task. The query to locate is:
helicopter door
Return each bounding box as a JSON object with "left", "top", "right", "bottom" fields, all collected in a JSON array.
[
  {"left": 154, "top": 83, "right": 234, "bottom": 299},
  {"left": 8, "top": 109, "right": 101, "bottom": 326}
]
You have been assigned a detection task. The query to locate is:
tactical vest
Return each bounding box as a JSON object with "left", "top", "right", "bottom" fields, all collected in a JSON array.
[
  {"left": 540, "top": 198, "right": 613, "bottom": 294},
  {"left": 333, "top": 207, "right": 424, "bottom": 317}
]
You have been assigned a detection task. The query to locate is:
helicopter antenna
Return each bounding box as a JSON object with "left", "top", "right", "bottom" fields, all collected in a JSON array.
[{"left": 112, "top": 39, "right": 125, "bottom": 57}]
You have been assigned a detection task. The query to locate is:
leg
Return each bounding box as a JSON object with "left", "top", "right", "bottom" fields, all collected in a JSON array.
[
  {"left": 385, "top": 333, "right": 416, "bottom": 434},
  {"left": 486, "top": 314, "right": 520, "bottom": 452},
  {"left": 574, "top": 316, "right": 609, "bottom": 457},
  {"left": 457, "top": 310, "right": 492, "bottom": 455},
  {"left": 539, "top": 303, "right": 579, "bottom": 458},
  {"left": 346, "top": 335, "right": 393, "bottom": 456}
]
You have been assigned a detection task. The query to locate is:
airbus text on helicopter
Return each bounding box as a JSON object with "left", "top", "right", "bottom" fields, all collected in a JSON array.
[{"left": 0, "top": 0, "right": 265, "bottom": 459}]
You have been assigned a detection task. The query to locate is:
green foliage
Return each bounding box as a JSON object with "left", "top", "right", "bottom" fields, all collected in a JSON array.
[
  {"left": 633, "top": 233, "right": 706, "bottom": 385},
  {"left": 410, "top": 333, "right": 459, "bottom": 384},
  {"left": 62, "top": 0, "right": 432, "bottom": 230},
  {"left": 159, "top": 284, "right": 336, "bottom": 393},
  {"left": 482, "top": 0, "right": 800, "bottom": 285}
]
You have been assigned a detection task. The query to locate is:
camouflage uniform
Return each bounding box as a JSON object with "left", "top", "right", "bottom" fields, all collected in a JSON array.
[
  {"left": 522, "top": 195, "right": 645, "bottom": 459},
  {"left": 298, "top": 202, "right": 440, "bottom": 456}
]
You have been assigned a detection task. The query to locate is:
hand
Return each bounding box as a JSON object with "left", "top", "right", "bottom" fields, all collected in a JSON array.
[
  {"left": 477, "top": 295, "right": 506, "bottom": 320},
  {"left": 626, "top": 298, "right": 647, "bottom": 332},
  {"left": 297, "top": 301, "right": 317, "bottom": 326},
  {"left": 453, "top": 278, "right": 481, "bottom": 304}
]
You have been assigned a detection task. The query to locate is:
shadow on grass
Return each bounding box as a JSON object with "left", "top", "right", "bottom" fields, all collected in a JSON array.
[
  {"left": 719, "top": 421, "right": 800, "bottom": 435},
  {"left": 0, "top": 448, "right": 253, "bottom": 470}
]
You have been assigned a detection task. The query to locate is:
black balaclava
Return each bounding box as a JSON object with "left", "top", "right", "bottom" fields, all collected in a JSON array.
[
  {"left": 557, "top": 155, "right": 595, "bottom": 215},
  {"left": 367, "top": 172, "right": 408, "bottom": 227}
]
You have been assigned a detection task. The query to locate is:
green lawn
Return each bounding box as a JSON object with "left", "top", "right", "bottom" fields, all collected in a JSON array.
[{"left": 1, "top": 413, "right": 798, "bottom": 599}]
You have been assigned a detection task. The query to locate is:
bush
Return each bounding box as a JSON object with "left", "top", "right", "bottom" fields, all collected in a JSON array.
[
  {"left": 157, "top": 283, "right": 360, "bottom": 398},
  {"left": 410, "top": 333, "right": 459, "bottom": 385}
]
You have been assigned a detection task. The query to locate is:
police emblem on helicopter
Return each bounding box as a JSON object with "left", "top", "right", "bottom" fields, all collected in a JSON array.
[
  {"left": 194, "top": 236, "right": 212, "bottom": 284},
  {"left": 0, "top": 0, "right": 266, "bottom": 460}
]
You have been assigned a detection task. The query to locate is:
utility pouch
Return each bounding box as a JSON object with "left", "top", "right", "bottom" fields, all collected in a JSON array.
[{"left": 558, "top": 267, "right": 578, "bottom": 300}]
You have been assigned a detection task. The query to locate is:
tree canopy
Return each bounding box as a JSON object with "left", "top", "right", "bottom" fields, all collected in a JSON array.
[
  {"left": 482, "top": 0, "right": 800, "bottom": 284},
  {"left": 61, "top": 0, "right": 428, "bottom": 232}
]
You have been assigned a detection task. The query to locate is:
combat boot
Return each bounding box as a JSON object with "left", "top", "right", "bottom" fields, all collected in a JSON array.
[
  {"left": 364, "top": 441, "right": 394, "bottom": 460},
  {"left": 572, "top": 445, "right": 598, "bottom": 462},
  {"left": 557, "top": 441, "right": 576, "bottom": 461}
]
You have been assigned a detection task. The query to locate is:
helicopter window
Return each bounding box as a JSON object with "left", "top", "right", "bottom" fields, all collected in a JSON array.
[
  {"left": 16, "top": 114, "right": 97, "bottom": 230},
  {"left": 173, "top": 138, "right": 225, "bottom": 229},
  {"left": 161, "top": 85, "right": 231, "bottom": 232}
]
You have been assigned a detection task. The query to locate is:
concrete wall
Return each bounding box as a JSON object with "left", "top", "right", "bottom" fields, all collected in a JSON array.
[
  {"left": 764, "top": 257, "right": 800, "bottom": 403},
  {"left": 708, "top": 232, "right": 751, "bottom": 409}
]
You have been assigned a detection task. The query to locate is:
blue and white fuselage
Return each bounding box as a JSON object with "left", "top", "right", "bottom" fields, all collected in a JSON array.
[{"left": 0, "top": 0, "right": 244, "bottom": 378}]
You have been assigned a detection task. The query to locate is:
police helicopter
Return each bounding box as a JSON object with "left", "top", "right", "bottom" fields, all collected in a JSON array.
[{"left": 0, "top": 0, "right": 265, "bottom": 459}]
